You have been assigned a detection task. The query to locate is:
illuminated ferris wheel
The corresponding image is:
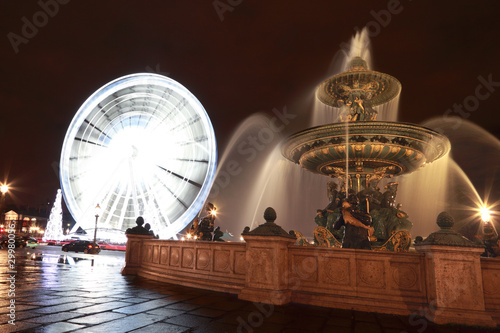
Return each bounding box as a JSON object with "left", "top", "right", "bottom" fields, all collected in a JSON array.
[{"left": 60, "top": 73, "right": 217, "bottom": 239}]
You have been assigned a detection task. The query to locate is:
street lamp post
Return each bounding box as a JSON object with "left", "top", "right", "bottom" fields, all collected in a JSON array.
[
  {"left": 0, "top": 184, "right": 9, "bottom": 225},
  {"left": 93, "top": 204, "right": 101, "bottom": 246}
]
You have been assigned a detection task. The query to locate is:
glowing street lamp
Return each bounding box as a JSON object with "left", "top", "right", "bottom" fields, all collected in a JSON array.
[
  {"left": 480, "top": 207, "right": 491, "bottom": 223},
  {"left": 0, "top": 184, "right": 8, "bottom": 224},
  {"left": 93, "top": 204, "right": 101, "bottom": 247}
]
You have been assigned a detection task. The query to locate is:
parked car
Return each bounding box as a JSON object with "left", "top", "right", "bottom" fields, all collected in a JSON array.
[
  {"left": 62, "top": 240, "right": 100, "bottom": 254},
  {"left": 0, "top": 235, "right": 9, "bottom": 248},
  {"left": 24, "top": 237, "right": 38, "bottom": 248},
  {"left": 3, "top": 236, "right": 26, "bottom": 248}
]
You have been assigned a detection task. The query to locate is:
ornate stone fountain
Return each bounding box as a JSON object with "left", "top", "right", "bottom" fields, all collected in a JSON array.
[
  {"left": 121, "top": 54, "right": 500, "bottom": 328},
  {"left": 282, "top": 57, "right": 451, "bottom": 249}
]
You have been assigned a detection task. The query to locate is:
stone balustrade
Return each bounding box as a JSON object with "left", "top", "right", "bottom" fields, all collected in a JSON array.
[{"left": 122, "top": 211, "right": 499, "bottom": 328}]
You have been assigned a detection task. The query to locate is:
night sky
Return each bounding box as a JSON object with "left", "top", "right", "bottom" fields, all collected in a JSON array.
[{"left": 1, "top": 1, "right": 499, "bottom": 211}]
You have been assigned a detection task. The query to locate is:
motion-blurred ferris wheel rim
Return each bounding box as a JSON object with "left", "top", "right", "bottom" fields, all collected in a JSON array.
[{"left": 60, "top": 73, "right": 217, "bottom": 239}]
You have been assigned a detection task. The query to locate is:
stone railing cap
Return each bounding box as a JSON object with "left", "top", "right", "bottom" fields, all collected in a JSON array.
[
  {"left": 241, "top": 207, "right": 296, "bottom": 239},
  {"left": 417, "top": 229, "right": 484, "bottom": 248},
  {"left": 242, "top": 221, "right": 296, "bottom": 239},
  {"left": 416, "top": 212, "right": 484, "bottom": 248}
]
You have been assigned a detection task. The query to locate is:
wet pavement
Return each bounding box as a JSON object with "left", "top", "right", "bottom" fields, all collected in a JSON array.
[{"left": 1, "top": 246, "right": 499, "bottom": 333}]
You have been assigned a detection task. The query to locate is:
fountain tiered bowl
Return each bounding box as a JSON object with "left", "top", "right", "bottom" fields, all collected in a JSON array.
[
  {"left": 282, "top": 57, "right": 450, "bottom": 191},
  {"left": 282, "top": 121, "right": 450, "bottom": 179}
]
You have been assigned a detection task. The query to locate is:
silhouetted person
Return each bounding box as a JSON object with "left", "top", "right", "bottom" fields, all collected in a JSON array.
[
  {"left": 125, "top": 216, "right": 149, "bottom": 235},
  {"left": 144, "top": 223, "right": 157, "bottom": 238}
]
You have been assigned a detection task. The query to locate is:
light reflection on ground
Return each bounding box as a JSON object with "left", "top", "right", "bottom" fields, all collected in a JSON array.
[
  {"left": 25, "top": 245, "right": 125, "bottom": 267},
  {"left": 31, "top": 253, "right": 86, "bottom": 265}
]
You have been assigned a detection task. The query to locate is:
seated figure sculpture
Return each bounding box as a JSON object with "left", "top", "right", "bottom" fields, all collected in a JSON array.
[
  {"left": 144, "top": 223, "right": 157, "bottom": 238},
  {"left": 370, "top": 182, "right": 412, "bottom": 242},
  {"left": 381, "top": 182, "right": 398, "bottom": 208},
  {"left": 358, "top": 178, "right": 383, "bottom": 212},
  {"left": 125, "top": 216, "right": 150, "bottom": 235},
  {"left": 480, "top": 222, "right": 500, "bottom": 257},
  {"left": 324, "top": 181, "right": 341, "bottom": 232},
  {"left": 389, "top": 204, "right": 412, "bottom": 232},
  {"left": 326, "top": 181, "right": 340, "bottom": 209},
  {"left": 334, "top": 194, "right": 374, "bottom": 249},
  {"left": 186, "top": 218, "right": 200, "bottom": 239},
  {"left": 198, "top": 202, "right": 216, "bottom": 241},
  {"left": 213, "top": 226, "right": 224, "bottom": 242}
]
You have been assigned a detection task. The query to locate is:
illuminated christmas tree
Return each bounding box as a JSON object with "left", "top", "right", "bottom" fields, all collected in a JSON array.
[{"left": 43, "top": 189, "right": 64, "bottom": 242}]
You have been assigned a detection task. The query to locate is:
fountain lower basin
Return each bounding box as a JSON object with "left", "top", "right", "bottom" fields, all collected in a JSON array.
[{"left": 282, "top": 121, "right": 450, "bottom": 183}]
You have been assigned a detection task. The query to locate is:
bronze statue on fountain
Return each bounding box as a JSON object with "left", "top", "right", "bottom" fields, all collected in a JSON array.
[
  {"left": 333, "top": 194, "right": 374, "bottom": 249},
  {"left": 198, "top": 202, "right": 216, "bottom": 240},
  {"left": 282, "top": 56, "right": 450, "bottom": 252},
  {"left": 186, "top": 202, "right": 221, "bottom": 241},
  {"left": 313, "top": 178, "right": 413, "bottom": 250}
]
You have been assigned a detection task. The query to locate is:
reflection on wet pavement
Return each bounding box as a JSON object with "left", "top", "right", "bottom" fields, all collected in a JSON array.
[
  {"left": 29, "top": 252, "right": 124, "bottom": 266},
  {"left": 31, "top": 253, "right": 87, "bottom": 265}
]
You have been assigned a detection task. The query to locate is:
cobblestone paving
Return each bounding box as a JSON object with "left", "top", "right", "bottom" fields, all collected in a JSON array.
[{"left": 0, "top": 248, "right": 498, "bottom": 332}]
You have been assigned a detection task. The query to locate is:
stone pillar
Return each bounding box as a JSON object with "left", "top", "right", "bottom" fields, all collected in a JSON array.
[
  {"left": 121, "top": 234, "right": 154, "bottom": 275},
  {"left": 238, "top": 207, "right": 296, "bottom": 305},
  {"left": 415, "top": 212, "right": 496, "bottom": 327}
]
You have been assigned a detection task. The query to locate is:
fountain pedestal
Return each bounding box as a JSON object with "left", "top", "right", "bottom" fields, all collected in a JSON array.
[
  {"left": 416, "top": 245, "right": 496, "bottom": 327},
  {"left": 415, "top": 212, "right": 496, "bottom": 327},
  {"left": 239, "top": 207, "right": 297, "bottom": 305}
]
